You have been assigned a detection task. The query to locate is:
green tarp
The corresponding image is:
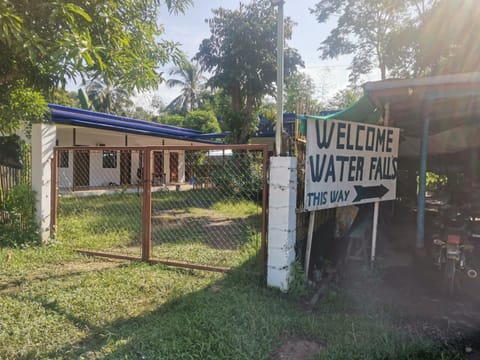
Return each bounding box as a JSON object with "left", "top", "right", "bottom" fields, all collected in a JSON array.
[{"left": 297, "top": 95, "right": 380, "bottom": 135}]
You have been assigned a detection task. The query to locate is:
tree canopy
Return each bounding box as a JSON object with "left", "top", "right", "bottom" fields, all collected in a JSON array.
[
  {"left": 326, "top": 87, "right": 362, "bottom": 110},
  {"left": 166, "top": 60, "right": 206, "bottom": 114},
  {"left": 285, "top": 72, "right": 322, "bottom": 114},
  {"left": 153, "top": 110, "right": 220, "bottom": 134},
  {"left": 196, "top": 0, "right": 303, "bottom": 143},
  {"left": 0, "top": 0, "right": 192, "bottom": 134},
  {"left": 311, "top": 0, "right": 479, "bottom": 82},
  {"left": 389, "top": 0, "right": 480, "bottom": 77},
  {"left": 85, "top": 78, "right": 133, "bottom": 115},
  {"left": 183, "top": 110, "right": 221, "bottom": 133},
  {"left": 311, "top": 0, "right": 408, "bottom": 83}
]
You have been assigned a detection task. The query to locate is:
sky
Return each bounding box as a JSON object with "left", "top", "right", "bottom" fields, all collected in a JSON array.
[{"left": 133, "top": 0, "right": 382, "bottom": 110}]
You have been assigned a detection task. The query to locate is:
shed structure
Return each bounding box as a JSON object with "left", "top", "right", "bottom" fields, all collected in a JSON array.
[{"left": 301, "top": 72, "right": 480, "bottom": 250}]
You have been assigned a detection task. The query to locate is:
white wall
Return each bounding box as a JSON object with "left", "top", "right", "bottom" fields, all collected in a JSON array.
[
  {"left": 178, "top": 151, "right": 185, "bottom": 183},
  {"left": 55, "top": 126, "right": 192, "bottom": 187},
  {"left": 58, "top": 151, "right": 73, "bottom": 188},
  {"left": 89, "top": 151, "right": 120, "bottom": 187}
]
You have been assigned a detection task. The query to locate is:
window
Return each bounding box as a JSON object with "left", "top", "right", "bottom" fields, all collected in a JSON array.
[
  {"left": 102, "top": 150, "right": 117, "bottom": 168},
  {"left": 59, "top": 150, "right": 69, "bottom": 168}
]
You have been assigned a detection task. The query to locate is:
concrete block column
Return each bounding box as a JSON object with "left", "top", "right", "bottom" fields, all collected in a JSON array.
[
  {"left": 31, "top": 123, "right": 56, "bottom": 241},
  {"left": 267, "top": 156, "right": 297, "bottom": 291}
]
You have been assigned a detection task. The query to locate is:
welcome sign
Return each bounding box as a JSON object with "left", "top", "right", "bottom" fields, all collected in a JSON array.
[{"left": 304, "top": 118, "right": 400, "bottom": 211}]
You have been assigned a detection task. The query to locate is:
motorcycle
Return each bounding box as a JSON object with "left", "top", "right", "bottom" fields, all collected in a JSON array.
[
  {"left": 468, "top": 206, "right": 480, "bottom": 242},
  {"left": 432, "top": 208, "right": 477, "bottom": 294}
]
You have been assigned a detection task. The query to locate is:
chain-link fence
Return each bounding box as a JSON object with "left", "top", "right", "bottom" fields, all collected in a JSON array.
[
  {"left": 53, "top": 145, "right": 268, "bottom": 272},
  {"left": 150, "top": 147, "right": 267, "bottom": 270},
  {"left": 54, "top": 148, "right": 144, "bottom": 258}
]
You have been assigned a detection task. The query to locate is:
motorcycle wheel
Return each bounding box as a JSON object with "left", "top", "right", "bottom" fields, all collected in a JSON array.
[{"left": 443, "top": 258, "right": 456, "bottom": 295}]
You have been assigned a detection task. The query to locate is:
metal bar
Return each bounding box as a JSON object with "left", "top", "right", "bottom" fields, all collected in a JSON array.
[
  {"left": 261, "top": 146, "right": 269, "bottom": 272},
  {"left": 147, "top": 258, "right": 230, "bottom": 273},
  {"left": 142, "top": 148, "right": 153, "bottom": 261},
  {"left": 75, "top": 249, "right": 141, "bottom": 262},
  {"left": 75, "top": 250, "right": 230, "bottom": 273},
  {"left": 50, "top": 151, "right": 58, "bottom": 238},
  {"left": 275, "top": 0, "right": 284, "bottom": 156},
  {"left": 54, "top": 144, "right": 268, "bottom": 152},
  {"left": 416, "top": 106, "right": 431, "bottom": 249},
  {"left": 371, "top": 202, "right": 379, "bottom": 262}
]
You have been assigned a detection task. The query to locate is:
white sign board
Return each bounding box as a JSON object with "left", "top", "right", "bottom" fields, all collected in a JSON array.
[{"left": 304, "top": 118, "right": 400, "bottom": 211}]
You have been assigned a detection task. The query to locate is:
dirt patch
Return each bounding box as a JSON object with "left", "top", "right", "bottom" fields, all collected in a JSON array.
[
  {"left": 54, "top": 260, "right": 123, "bottom": 273},
  {"left": 375, "top": 261, "right": 480, "bottom": 353},
  {"left": 333, "top": 230, "right": 480, "bottom": 356},
  {"left": 271, "top": 338, "right": 323, "bottom": 360}
]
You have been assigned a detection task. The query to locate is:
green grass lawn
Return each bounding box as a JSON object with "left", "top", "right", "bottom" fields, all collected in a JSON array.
[
  {"left": 0, "top": 191, "right": 462, "bottom": 359},
  {"left": 56, "top": 189, "right": 262, "bottom": 267},
  {"left": 0, "top": 243, "right": 462, "bottom": 360}
]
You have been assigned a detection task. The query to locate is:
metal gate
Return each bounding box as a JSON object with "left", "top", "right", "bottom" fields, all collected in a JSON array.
[{"left": 52, "top": 144, "right": 268, "bottom": 272}]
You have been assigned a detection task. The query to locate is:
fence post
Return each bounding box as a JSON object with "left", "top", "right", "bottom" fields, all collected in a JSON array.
[
  {"left": 267, "top": 156, "right": 297, "bottom": 292},
  {"left": 31, "top": 123, "right": 56, "bottom": 242},
  {"left": 142, "top": 149, "right": 153, "bottom": 261},
  {"left": 50, "top": 151, "right": 58, "bottom": 238},
  {"left": 261, "top": 146, "right": 269, "bottom": 272}
]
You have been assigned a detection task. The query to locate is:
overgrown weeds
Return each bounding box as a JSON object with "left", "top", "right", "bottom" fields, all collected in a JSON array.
[{"left": 0, "top": 184, "right": 39, "bottom": 247}]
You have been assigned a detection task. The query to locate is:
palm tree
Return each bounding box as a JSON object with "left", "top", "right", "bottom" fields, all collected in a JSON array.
[
  {"left": 166, "top": 60, "right": 205, "bottom": 113},
  {"left": 85, "top": 77, "right": 132, "bottom": 114}
]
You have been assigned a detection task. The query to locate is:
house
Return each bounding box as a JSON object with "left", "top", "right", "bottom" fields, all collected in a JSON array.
[
  {"left": 49, "top": 104, "right": 226, "bottom": 189},
  {"left": 28, "top": 105, "right": 225, "bottom": 240}
]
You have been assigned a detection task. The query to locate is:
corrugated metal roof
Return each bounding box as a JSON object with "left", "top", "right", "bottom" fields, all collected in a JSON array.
[{"left": 48, "top": 104, "right": 226, "bottom": 144}]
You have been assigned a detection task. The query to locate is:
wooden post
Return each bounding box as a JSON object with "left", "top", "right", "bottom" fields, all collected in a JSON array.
[
  {"left": 142, "top": 149, "right": 152, "bottom": 261},
  {"left": 305, "top": 211, "right": 316, "bottom": 281},
  {"left": 371, "top": 202, "right": 379, "bottom": 262},
  {"left": 417, "top": 104, "right": 431, "bottom": 249}
]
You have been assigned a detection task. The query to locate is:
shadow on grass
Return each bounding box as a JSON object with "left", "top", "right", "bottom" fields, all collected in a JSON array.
[
  {"left": 29, "top": 257, "right": 296, "bottom": 360},
  {"left": 14, "top": 255, "right": 461, "bottom": 360},
  {"left": 0, "top": 262, "right": 124, "bottom": 294}
]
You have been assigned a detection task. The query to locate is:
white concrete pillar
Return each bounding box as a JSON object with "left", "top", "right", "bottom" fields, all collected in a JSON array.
[
  {"left": 267, "top": 156, "right": 297, "bottom": 291},
  {"left": 31, "top": 123, "right": 56, "bottom": 241}
]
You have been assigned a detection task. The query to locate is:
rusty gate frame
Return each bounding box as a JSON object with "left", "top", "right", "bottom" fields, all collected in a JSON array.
[{"left": 51, "top": 144, "right": 269, "bottom": 273}]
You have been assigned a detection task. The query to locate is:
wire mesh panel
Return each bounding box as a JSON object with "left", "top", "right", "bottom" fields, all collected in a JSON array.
[
  {"left": 53, "top": 145, "right": 268, "bottom": 272},
  {"left": 55, "top": 148, "right": 144, "bottom": 258},
  {"left": 150, "top": 146, "right": 267, "bottom": 270}
]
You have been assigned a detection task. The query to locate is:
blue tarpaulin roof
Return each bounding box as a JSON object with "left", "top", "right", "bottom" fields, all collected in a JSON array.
[{"left": 48, "top": 104, "right": 226, "bottom": 143}]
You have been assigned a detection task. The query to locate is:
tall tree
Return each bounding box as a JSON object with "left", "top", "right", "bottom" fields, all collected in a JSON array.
[
  {"left": 166, "top": 60, "right": 205, "bottom": 113},
  {"left": 183, "top": 110, "right": 221, "bottom": 133},
  {"left": 85, "top": 78, "right": 133, "bottom": 114},
  {"left": 51, "top": 88, "right": 80, "bottom": 108},
  {"left": 326, "top": 87, "right": 362, "bottom": 110},
  {"left": 385, "top": 0, "right": 440, "bottom": 78},
  {"left": 285, "top": 72, "right": 322, "bottom": 114},
  {"left": 0, "top": 0, "right": 192, "bottom": 134},
  {"left": 379, "top": 0, "right": 479, "bottom": 78},
  {"left": 196, "top": 0, "right": 303, "bottom": 143},
  {"left": 310, "top": 0, "right": 408, "bottom": 83}
]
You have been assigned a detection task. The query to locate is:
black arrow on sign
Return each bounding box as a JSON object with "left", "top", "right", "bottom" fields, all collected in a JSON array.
[{"left": 353, "top": 184, "right": 389, "bottom": 202}]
